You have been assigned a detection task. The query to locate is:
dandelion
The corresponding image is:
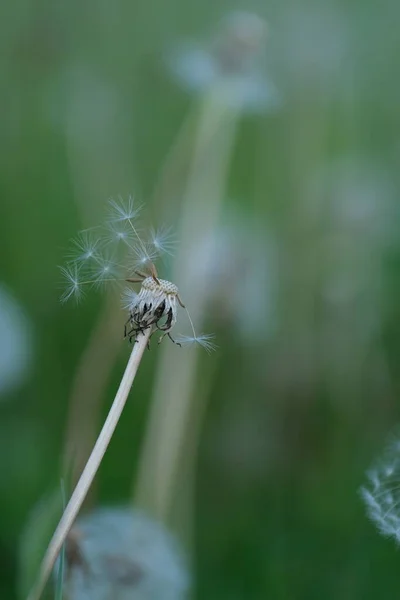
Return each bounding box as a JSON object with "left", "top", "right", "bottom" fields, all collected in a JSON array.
[
  {"left": 59, "top": 506, "right": 190, "bottom": 600},
  {"left": 28, "top": 196, "right": 214, "bottom": 600},
  {"left": 59, "top": 196, "right": 213, "bottom": 350},
  {"left": 360, "top": 432, "right": 400, "bottom": 544},
  {"left": 168, "top": 10, "right": 281, "bottom": 113},
  {"left": 124, "top": 275, "right": 182, "bottom": 346}
]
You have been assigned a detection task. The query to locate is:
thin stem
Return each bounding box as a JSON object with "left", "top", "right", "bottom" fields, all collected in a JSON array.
[{"left": 27, "top": 328, "right": 151, "bottom": 600}]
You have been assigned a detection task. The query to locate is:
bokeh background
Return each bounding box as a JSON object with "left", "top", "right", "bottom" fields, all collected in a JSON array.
[{"left": 2, "top": 0, "right": 400, "bottom": 598}]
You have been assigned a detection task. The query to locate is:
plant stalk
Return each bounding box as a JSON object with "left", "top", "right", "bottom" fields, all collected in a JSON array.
[
  {"left": 135, "top": 88, "right": 239, "bottom": 530},
  {"left": 27, "top": 328, "right": 151, "bottom": 600}
]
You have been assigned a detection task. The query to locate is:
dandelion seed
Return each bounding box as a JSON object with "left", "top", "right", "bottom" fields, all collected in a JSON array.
[
  {"left": 68, "top": 230, "right": 102, "bottom": 264},
  {"left": 60, "top": 264, "right": 84, "bottom": 303},
  {"left": 130, "top": 242, "right": 159, "bottom": 270},
  {"left": 121, "top": 288, "right": 138, "bottom": 311},
  {"left": 385, "top": 464, "right": 395, "bottom": 478},
  {"left": 149, "top": 226, "right": 177, "bottom": 257},
  {"left": 92, "top": 255, "right": 122, "bottom": 289},
  {"left": 360, "top": 431, "right": 400, "bottom": 545},
  {"left": 108, "top": 196, "right": 143, "bottom": 223},
  {"left": 175, "top": 333, "right": 217, "bottom": 354},
  {"left": 367, "top": 469, "right": 380, "bottom": 491},
  {"left": 103, "top": 221, "right": 135, "bottom": 248}
]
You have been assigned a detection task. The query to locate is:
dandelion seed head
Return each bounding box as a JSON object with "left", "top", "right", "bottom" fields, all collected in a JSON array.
[
  {"left": 142, "top": 277, "right": 178, "bottom": 296},
  {"left": 60, "top": 197, "right": 212, "bottom": 353},
  {"left": 124, "top": 277, "right": 180, "bottom": 344},
  {"left": 215, "top": 11, "right": 268, "bottom": 71}
]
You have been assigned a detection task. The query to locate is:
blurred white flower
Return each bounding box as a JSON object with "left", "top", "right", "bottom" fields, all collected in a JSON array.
[
  {"left": 0, "top": 284, "right": 32, "bottom": 398},
  {"left": 168, "top": 11, "right": 281, "bottom": 113},
  {"left": 360, "top": 433, "right": 400, "bottom": 544},
  {"left": 62, "top": 507, "right": 190, "bottom": 600}
]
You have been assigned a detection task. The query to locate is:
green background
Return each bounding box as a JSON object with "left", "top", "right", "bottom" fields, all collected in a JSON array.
[{"left": 1, "top": 0, "right": 400, "bottom": 598}]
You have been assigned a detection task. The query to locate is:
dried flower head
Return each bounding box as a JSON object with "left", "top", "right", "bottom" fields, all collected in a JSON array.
[
  {"left": 360, "top": 433, "right": 400, "bottom": 544},
  {"left": 123, "top": 275, "right": 181, "bottom": 346},
  {"left": 60, "top": 196, "right": 215, "bottom": 351},
  {"left": 59, "top": 506, "right": 190, "bottom": 600},
  {"left": 168, "top": 11, "right": 281, "bottom": 113}
]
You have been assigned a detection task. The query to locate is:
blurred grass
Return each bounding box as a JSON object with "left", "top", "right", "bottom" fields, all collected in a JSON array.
[{"left": 1, "top": 0, "right": 400, "bottom": 598}]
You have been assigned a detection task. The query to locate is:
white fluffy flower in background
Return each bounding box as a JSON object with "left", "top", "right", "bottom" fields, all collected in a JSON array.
[
  {"left": 61, "top": 507, "right": 190, "bottom": 600},
  {"left": 0, "top": 284, "right": 32, "bottom": 398},
  {"left": 168, "top": 11, "right": 281, "bottom": 113},
  {"left": 360, "top": 434, "right": 400, "bottom": 544}
]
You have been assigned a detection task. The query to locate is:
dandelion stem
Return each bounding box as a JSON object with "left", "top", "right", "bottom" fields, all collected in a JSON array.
[{"left": 27, "top": 328, "right": 151, "bottom": 600}]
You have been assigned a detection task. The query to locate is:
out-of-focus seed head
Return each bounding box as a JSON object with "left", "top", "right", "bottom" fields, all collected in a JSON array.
[
  {"left": 211, "top": 11, "right": 269, "bottom": 75},
  {"left": 168, "top": 11, "right": 281, "bottom": 113},
  {"left": 360, "top": 433, "right": 400, "bottom": 545},
  {"left": 60, "top": 507, "right": 190, "bottom": 600},
  {"left": 60, "top": 196, "right": 216, "bottom": 352}
]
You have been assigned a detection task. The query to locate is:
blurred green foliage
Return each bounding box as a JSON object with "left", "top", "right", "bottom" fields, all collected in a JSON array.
[{"left": 2, "top": 0, "right": 400, "bottom": 598}]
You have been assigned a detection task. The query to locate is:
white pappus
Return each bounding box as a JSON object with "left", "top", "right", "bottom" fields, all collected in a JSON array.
[{"left": 60, "top": 196, "right": 216, "bottom": 352}]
